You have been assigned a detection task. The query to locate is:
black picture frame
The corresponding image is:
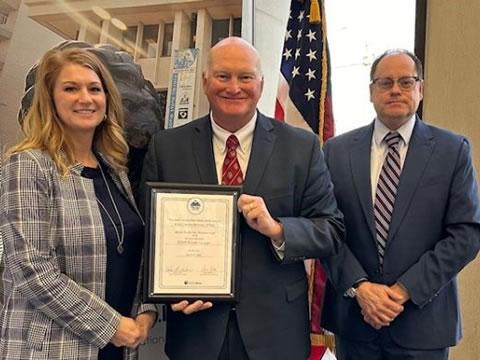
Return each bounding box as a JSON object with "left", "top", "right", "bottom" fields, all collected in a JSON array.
[{"left": 143, "top": 182, "right": 242, "bottom": 303}]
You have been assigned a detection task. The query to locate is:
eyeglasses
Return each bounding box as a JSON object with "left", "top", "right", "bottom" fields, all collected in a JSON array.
[{"left": 371, "top": 76, "right": 421, "bottom": 91}]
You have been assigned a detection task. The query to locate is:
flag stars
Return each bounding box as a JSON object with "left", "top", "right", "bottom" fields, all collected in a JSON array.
[
  {"left": 297, "top": 29, "right": 302, "bottom": 40},
  {"left": 298, "top": 10, "right": 305, "bottom": 22},
  {"left": 292, "top": 66, "right": 300, "bottom": 78},
  {"left": 304, "top": 88, "right": 315, "bottom": 101},
  {"left": 285, "top": 29, "right": 292, "bottom": 41},
  {"left": 306, "top": 29, "right": 317, "bottom": 42},
  {"left": 306, "top": 68, "right": 316, "bottom": 81},
  {"left": 283, "top": 48, "right": 292, "bottom": 60},
  {"left": 295, "top": 48, "right": 301, "bottom": 60},
  {"left": 306, "top": 49, "right": 317, "bottom": 62}
]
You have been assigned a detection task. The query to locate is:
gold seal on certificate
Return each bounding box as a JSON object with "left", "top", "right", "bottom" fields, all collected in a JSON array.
[{"left": 143, "top": 183, "right": 241, "bottom": 302}]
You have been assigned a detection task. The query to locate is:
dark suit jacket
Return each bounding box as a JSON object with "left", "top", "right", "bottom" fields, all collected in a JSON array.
[
  {"left": 141, "top": 112, "right": 344, "bottom": 360},
  {"left": 322, "top": 118, "right": 480, "bottom": 349}
]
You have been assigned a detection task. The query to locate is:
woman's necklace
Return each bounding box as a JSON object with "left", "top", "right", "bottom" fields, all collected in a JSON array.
[{"left": 97, "top": 164, "right": 125, "bottom": 254}]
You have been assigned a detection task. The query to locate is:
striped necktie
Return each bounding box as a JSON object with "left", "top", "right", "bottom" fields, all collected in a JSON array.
[
  {"left": 374, "top": 131, "right": 402, "bottom": 265},
  {"left": 221, "top": 135, "right": 243, "bottom": 185}
]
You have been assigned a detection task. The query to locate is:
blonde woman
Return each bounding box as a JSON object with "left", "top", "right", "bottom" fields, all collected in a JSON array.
[{"left": 0, "top": 48, "right": 156, "bottom": 359}]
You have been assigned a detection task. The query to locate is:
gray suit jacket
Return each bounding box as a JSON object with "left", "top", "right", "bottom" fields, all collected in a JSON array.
[
  {"left": 140, "top": 112, "right": 344, "bottom": 360},
  {"left": 0, "top": 150, "right": 156, "bottom": 359},
  {"left": 322, "top": 118, "right": 480, "bottom": 349}
]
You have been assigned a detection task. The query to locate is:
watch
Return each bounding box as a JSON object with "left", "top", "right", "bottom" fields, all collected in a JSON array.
[{"left": 345, "top": 279, "right": 368, "bottom": 298}]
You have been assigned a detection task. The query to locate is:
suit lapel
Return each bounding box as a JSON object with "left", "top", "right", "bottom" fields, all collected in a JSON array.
[
  {"left": 350, "top": 123, "right": 376, "bottom": 239},
  {"left": 387, "top": 119, "right": 435, "bottom": 242},
  {"left": 243, "top": 113, "right": 275, "bottom": 194},
  {"left": 192, "top": 116, "right": 218, "bottom": 184}
]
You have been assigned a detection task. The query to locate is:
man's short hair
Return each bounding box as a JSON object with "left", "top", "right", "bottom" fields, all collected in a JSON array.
[{"left": 370, "top": 49, "right": 423, "bottom": 81}]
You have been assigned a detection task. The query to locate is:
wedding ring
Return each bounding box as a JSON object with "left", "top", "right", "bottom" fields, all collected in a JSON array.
[{"left": 249, "top": 202, "right": 255, "bottom": 211}]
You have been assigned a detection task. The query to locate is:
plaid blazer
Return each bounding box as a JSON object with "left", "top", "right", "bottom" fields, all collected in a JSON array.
[{"left": 0, "top": 149, "right": 156, "bottom": 360}]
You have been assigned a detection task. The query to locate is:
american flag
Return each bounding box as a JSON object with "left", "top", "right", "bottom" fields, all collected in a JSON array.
[
  {"left": 275, "top": 1, "right": 336, "bottom": 359},
  {"left": 275, "top": 0, "right": 334, "bottom": 142}
]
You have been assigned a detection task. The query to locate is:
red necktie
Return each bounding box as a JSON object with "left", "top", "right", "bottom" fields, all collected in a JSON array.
[{"left": 221, "top": 135, "right": 243, "bottom": 185}]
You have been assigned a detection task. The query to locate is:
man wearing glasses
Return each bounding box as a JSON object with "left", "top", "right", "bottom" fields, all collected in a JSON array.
[{"left": 321, "top": 49, "right": 480, "bottom": 359}]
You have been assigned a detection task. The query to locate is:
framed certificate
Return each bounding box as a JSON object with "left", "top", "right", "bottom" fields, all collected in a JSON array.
[{"left": 143, "top": 182, "right": 242, "bottom": 303}]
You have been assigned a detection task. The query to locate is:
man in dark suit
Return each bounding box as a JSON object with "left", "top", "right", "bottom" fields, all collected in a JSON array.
[
  {"left": 322, "top": 49, "right": 480, "bottom": 359},
  {"left": 140, "top": 37, "right": 344, "bottom": 360}
]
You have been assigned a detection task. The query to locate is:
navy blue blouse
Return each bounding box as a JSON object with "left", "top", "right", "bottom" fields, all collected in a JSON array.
[{"left": 81, "top": 165, "right": 143, "bottom": 360}]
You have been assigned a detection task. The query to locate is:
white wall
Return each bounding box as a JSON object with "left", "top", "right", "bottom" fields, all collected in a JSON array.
[{"left": 252, "top": 0, "right": 290, "bottom": 117}]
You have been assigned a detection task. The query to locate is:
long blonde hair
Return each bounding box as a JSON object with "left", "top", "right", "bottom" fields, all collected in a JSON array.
[{"left": 9, "top": 47, "right": 128, "bottom": 175}]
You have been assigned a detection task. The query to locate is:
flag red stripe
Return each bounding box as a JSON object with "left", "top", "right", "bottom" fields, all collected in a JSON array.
[{"left": 275, "top": 99, "right": 285, "bottom": 122}]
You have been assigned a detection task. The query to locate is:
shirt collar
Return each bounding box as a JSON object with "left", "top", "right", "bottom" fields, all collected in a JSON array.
[
  {"left": 373, "top": 115, "right": 416, "bottom": 146},
  {"left": 210, "top": 112, "right": 257, "bottom": 154}
]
